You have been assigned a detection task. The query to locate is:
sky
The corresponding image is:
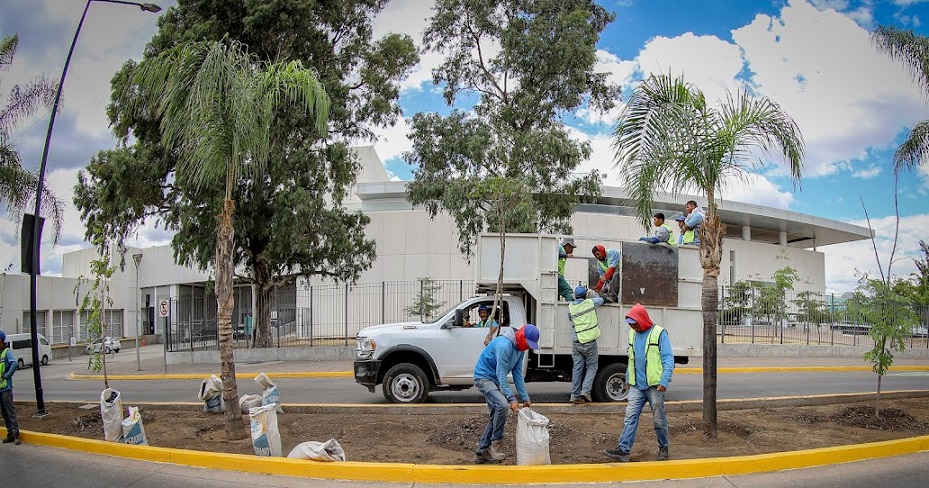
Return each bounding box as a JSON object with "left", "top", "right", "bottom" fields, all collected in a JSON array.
[{"left": 1, "top": 0, "right": 928, "bottom": 294}]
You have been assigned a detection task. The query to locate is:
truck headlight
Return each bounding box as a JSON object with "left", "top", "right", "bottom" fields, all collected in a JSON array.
[{"left": 356, "top": 336, "right": 376, "bottom": 359}]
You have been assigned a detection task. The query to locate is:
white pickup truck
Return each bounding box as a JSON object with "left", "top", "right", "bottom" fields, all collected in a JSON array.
[{"left": 354, "top": 234, "right": 703, "bottom": 403}]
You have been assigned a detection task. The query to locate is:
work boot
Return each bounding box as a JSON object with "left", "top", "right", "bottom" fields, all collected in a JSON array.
[
  {"left": 570, "top": 396, "right": 586, "bottom": 404},
  {"left": 603, "top": 448, "right": 630, "bottom": 462},
  {"left": 2, "top": 436, "right": 13, "bottom": 444},
  {"left": 489, "top": 440, "right": 507, "bottom": 461},
  {"left": 581, "top": 392, "right": 592, "bottom": 403},
  {"left": 657, "top": 446, "right": 669, "bottom": 461},
  {"left": 474, "top": 447, "right": 504, "bottom": 464}
]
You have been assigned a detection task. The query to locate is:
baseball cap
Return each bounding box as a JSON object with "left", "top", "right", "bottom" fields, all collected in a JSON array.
[
  {"left": 522, "top": 324, "right": 540, "bottom": 351},
  {"left": 0, "top": 330, "right": 5, "bottom": 343},
  {"left": 674, "top": 214, "right": 686, "bottom": 222},
  {"left": 478, "top": 304, "right": 490, "bottom": 312},
  {"left": 625, "top": 317, "right": 637, "bottom": 324},
  {"left": 574, "top": 286, "right": 588, "bottom": 299}
]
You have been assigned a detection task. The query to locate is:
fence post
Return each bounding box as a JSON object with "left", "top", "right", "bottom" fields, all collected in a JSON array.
[
  {"left": 309, "top": 285, "right": 314, "bottom": 347},
  {"left": 750, "top": 287, "right": 756, "bottom": 344},
  {"left": 381, "top": 281, "right": 386, "bottom": 325},
  {"left": 344, "top": 283, "right": 350, "bottom": 346},
  {"left": 719, "top": 285, "right": 725, "bottom": 344}
]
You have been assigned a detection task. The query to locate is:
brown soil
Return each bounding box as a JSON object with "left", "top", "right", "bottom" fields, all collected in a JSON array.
[{"left": 12, "top": 399, "right": 929, "bottom": 464}]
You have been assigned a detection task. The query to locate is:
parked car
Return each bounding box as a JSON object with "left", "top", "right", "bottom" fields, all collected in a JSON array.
[{"left": 86, "top": 337, "right": 121, "bottom": 354}]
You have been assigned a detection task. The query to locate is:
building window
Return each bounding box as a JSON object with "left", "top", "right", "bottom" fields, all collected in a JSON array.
[
  {"left": 79, "top": 309, "right": 124, "bottom": 340},
  {"left": 51, "top": 310, "right": 75, "bottom": 345},
  {"left": 729, "top": 250, "right": 736, "bottom": 285},
  {"left": 21, "top": 311, "right": 47, "bottom": 337}
]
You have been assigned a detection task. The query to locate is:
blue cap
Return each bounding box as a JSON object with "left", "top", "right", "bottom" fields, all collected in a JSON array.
[
  {"left": 478, "top": 304, "right": 490, "bottom": 312},
  {"left": 674, "top": 214, "right": 686, "bottom": 221},
  {"left": 626, "top": 317, "right": 637, "bottom": 324},
  {"left": 574, "top": 286, "right": 588, "bottom": 299},
  {"left": 0, "top": 330, "right": 5, "bottom": 343},
  {"left": 522, "top": 324, "right": 540, "bottom": 351}
]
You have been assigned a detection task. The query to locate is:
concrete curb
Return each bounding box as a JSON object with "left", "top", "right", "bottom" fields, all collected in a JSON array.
[
  {"left": 7, "top": 422, "right": 929, "bottom": 484},
  {"left": 67, "top": 365, "right": 929, "bottom": 381}
]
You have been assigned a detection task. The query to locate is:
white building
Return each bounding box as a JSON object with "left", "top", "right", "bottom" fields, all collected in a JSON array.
[{"left": 0, "top": 146, "right": 871, "bottom": 346}]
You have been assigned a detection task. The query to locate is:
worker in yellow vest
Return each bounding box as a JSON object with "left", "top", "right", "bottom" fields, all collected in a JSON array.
[
  {"left": 567, "top": 286, "right": 604, "bottom": 403},
  {"left": 674, "top": 214, "right": 695, "bottom": 245},
  {"left": 639, "top": 212, "right": 676, "bottom": 246},
  {"left": 0, "top": 330, "right": 20, "bottom": 445},
  {"left": 603, "top": 303, "right": 674, "bottom": 462}
]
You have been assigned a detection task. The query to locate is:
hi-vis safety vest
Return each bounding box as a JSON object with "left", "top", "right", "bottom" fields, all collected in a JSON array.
[
  {"left": 660, "top": 223, "right": 676, "bottom": 246},
  {"left": 679, "top": 228, "right": 695, "bottom": 245},
  {"left": 627, "top": 325, "right": 665, "bottom": 387},
  {"left": 568, "top": 299, "right": 601, "bottom": 344},
  {"left": 0, "top": 348, "right": 12, "bottom": 390}
]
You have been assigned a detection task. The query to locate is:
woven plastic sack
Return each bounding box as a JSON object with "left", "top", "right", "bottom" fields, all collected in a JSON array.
[
  {"left": 100, "top": 388, "right": 124, "bottom": 442},
  {"left": 121, "top": 406, "right": 148, "bottom": 445},
  {"left": 287, "top": 438, "right": 347, "bottom": 462},
  {"left": 249, "top": 404, "right": 283, "bottom": 457},
  {"left": 239, "top": 394, "right": 263, "bottom": 414},
  {"left": 516, "top": 407, "right": 551, "bottom": 465},
  {"left": 198, "top": 375, "right": 224, "bottom": 413}
]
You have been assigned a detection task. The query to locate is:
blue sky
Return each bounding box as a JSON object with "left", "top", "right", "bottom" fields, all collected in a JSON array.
[{"left": 2, "top": 0, "right": 929, "bottom": 293}]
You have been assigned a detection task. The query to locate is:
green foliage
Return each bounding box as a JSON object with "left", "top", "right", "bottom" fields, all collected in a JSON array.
[
  {"left": 792, "top": 290, "right": 830, "bottom": 326},
  {"left": 0, "top": 33, "right": 64, "bottom": 243},
  {"left": 404, "top": 277, "right": 446, "bottom": 322},
  {"left": 720, "top": 280, "right": 751, "bottom": 325},
  {"left": 406, "top": 0, "right": 614, "bottom": 258},
  {"left": 859, "top": 277, "right": 916, "bottom": 377},
  {"left": 75, "top": 1, "right": 417, "bottom": 343},
  {"left": 751, "top": 267, "right": 799, "bottom": 330},
  {"left": 73, "top": 231, "right": 122, "bottom": 386}
]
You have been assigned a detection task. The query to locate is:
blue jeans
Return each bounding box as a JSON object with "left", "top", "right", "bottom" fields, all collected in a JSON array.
[
  {"left": 571, "top": 341, "right": 598, "bottom": 398},
  {"left": 1, "top": 388, "right": 17, "bottom": 438},
  {"left": 615, "top": 385, "right": 668, "bottom": 453},
  {"left": 474, "top": 378, "right": 509, "bottom": 452}
]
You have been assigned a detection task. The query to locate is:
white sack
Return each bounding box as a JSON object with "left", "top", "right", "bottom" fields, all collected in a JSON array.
[
  {"left": 287, "top": 438, "right": 347, "bottom": 462},
  {"left": 100, "top": 388, "right": 124, "bottom": 442},
  {"left": 121, "top": 406, "right": 148, "bottom": 445},
  {"left": 239, "top": 394, "right": 263, "bottom": 414},
  {"left": 516, "top": 407, "right": 551, "bottom": 465},
  {"left": 249, "top": 404, "right": 282, "bottom": 457},
  {"left": 198, "top": 374, "right": 224, "bottom": 413},
  {"left": 254, "top": 372, "right": 275, "bottom": 390}
]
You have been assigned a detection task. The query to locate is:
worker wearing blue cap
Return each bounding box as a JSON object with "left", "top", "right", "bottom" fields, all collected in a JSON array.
[
  {"left": 567, "top": 286, "right": 604, "bottom": 404},
  {"left": 0, "top": 330, "right": 20, "bottom": 445}
]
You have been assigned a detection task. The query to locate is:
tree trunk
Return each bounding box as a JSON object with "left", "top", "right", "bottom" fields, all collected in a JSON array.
[
  {"left": 252, "top": 256, "right": 274, "bottom": 348},
  {"left": 216, "top": 199, "right": 245, "bottom": 439},
  {"left": 699, "top": 213, "right": 725, "bottom": 438}
]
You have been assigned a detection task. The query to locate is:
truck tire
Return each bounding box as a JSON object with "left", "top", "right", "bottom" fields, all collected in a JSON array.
[
  {"left": 382, "top": 363, "right": 430, "bottom": 404},
  {"left": 592, "top": 363, "right": 629, "bottom": 402}
]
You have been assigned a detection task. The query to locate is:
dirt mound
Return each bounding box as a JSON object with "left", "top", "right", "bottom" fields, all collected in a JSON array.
[{"left": 831, "top": 405, "right": 929, "bottom": 433}]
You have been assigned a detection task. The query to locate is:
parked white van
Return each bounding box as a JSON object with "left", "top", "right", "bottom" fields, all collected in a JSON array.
[{"left": 5, "top": 333, "right": 52, "bottom": 368}]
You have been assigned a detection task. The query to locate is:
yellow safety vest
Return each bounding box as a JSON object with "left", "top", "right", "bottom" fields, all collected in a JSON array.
[
  {"left": 627, "top": 325, "right": 665, "bottom": 387},
  {"left": 660, "top": 223, "right": 676, "bottom": 246},
  {"left": 568, "top": 299, "right": 601, "bottom": 344},
  {"left": 0, "top": 348, "right": 11, "bottom": 390}
]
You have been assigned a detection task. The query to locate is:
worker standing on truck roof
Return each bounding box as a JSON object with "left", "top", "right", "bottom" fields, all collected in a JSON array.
[
  {"left": 567, "top": 286, "right": 603, "bottom": 404},
  {"left": 592, "top": 244, "right": 621, "bottom": 303},
  {"left": 604, "top": 303, "right": 674, "bottom": 463},
  {"left": 639, "top": 213, "right": 676, "bottom": 246},
  {"left": 472, "top": 324, "right": 538, "bottom": 464},
  {"left": 558, "top": 238, "right": 576, "bottom": 301}
]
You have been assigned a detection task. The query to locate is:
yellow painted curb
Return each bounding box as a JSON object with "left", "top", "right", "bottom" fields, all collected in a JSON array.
[
  {"left": 6, "top": 427, "right": 929, "bottom": 484},
  {"left": 68, "top": 371, "right": 355, "bottom": 381},
  {"left": 676, "top": 365, "right": 929, "bottom": 374}
]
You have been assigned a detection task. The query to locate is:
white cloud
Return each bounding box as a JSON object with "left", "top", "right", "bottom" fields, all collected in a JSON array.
[
  {"left": 822, "top": 212, "right": 928, "bottom": 293},
  {"left": 851, "top": 165, "right": 882, "bottom": 179},
  {"left": 368, "top": 115, "right": 413, "bottom": 163}
]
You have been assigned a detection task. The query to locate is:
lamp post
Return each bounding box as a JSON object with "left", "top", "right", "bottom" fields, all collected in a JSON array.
[
  {"left": 28, "top": 0, "right": 160, "bottom": 415},
  {"left": 133, "top": 253, "right": 143, "bottom": 371}
]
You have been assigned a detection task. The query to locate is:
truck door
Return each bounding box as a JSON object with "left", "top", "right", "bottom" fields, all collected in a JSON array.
[{"left": 437, "top": 300, "right": 501, "bottom": 383}]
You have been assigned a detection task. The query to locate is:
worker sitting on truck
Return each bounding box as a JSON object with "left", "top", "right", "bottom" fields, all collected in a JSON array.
[
  {"left": 558, "top": 238, "right": 577, "bottom": 301},
  {"left": 567, "top": 286, "right": 603, "bottom": 403},
  {"left": 592, "top": 244, "right": 621, "bottom": 303},
  {"left": 473, "top": 324, "right": 537, "bottom": 464},
  {"left": 639, "top": 213, "right": 675, "bottom": 246}
]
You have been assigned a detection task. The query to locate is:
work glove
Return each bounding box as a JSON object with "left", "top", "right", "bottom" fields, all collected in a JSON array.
[
  {"left": 643, "top": 237, "right": 659, "bottom": 244},
  {"left": 595, "top": 279, "right": 605, "bottom": 291}
]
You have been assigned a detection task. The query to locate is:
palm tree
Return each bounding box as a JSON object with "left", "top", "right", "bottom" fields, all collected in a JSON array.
[
  {"left": 1, "top": 34, "right": 64, "bottom": 245},
  {"left": 872, "top": 26, "right": 929, "bottom": 173},
  {"left": 128, "top": 39, "right": 329, "bottom": 439},
  {"left": 612, "top": 73, "right": 804, "bottom": 436}
]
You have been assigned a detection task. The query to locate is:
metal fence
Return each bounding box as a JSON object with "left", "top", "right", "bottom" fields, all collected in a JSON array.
[
  {"left": 718, "top": 286, "right": 929, "bottom": 349},
  {"left": 166, "top": 279, "right": 475, "bottom": 352},
  {"left": 164, "top": 279, "right": 929, "bottom": 352}
]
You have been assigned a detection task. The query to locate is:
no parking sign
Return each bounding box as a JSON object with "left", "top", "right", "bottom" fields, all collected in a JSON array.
[{"left": 158, "top": 298, "right": 170, "bottom": 318}]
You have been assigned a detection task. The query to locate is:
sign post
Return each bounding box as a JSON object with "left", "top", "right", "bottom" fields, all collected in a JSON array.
[{"left": 159, "top": 299, "right": 169, "bottom": 375}]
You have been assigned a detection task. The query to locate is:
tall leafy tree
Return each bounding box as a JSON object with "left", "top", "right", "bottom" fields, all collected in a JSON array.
[
  {"left": 0, "top": 34, "right": 64, "bottom": 245},
  {"left": 612, "top": 73, "right": 804, "bottom": 436},
  {"left": 872, "top": 26, "right": 929, "bottom": 172},
  {"left": 125, "top": 38, "right": 329, "bottom": 439},
  {"left": 405, "top": 0, "right": 616, "bottom": 323},
  {"left": 75, "top": 1, "right": 418, "bottom": 347}
]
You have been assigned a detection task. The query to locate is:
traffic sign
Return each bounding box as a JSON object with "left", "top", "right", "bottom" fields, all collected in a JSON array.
[{"left": 158, "top": 298, "right": 170, "bottom": 318}]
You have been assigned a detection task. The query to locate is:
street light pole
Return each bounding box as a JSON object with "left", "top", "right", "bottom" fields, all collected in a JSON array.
[
  {"left": 28, "top": 0, "right": 160, "bottom": 415},
  {"left": 133, "top": 253, "right": 143, "bottom": 371}
]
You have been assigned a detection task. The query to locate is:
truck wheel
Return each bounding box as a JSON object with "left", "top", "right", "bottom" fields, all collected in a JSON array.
[
  {"left": 382, "top": 364, "right": 429, "bottom": 404},
  {"left": 41, "top": 355, "right": 49, "bottom": 365},
  {"left": 592, "top": 363, "right": 629, "bottom": 402},
  {"left": 18, "top": 358, "right": 25, "bottom": 368}
]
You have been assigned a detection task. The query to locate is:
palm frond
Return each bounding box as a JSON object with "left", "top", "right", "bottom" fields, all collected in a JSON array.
[
  {"left": 893, "top": 120, "right": 929, "bottom": 173},
  {"left": 873, "top": 26, "right": 929, "bottom": 98}
]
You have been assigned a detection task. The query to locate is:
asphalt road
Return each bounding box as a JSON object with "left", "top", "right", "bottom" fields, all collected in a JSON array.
[
  {"left": 9, "top": 349, "right": 929, "bottom": 405},
  {"left": 5, "top": 442, "right": 929, "bottom": 488}
]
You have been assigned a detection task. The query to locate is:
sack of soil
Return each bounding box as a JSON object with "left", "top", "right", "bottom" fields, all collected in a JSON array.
[
  {"left": 100, "top": 387, "right": 124, "bottom": 442},
  {"left": 239, "top": 394, "right": 263, "bottom": 414},
  {"left": 121, "top": 406, "right": 148, "bottom": 446},
  {"left": 287, "top": 438, "right": 346, "bottom": 462},
  {"left": 249, "top": 404, "right": 282, "bottom": 457},
  {"left": 255, "top": 372, "right": 283, "bottom": 413},
  {"left": 198, "top": 374, "right": 224, "bottom": 413},
  {"left": 516, "top": 407, "right": 551, "bottom": 465}
]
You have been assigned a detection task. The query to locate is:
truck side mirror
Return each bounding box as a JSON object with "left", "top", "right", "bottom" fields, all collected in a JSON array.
[{"left": 454, "top": 309, "right": 464, "bottom": 327}]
